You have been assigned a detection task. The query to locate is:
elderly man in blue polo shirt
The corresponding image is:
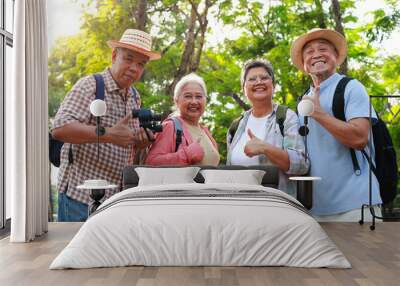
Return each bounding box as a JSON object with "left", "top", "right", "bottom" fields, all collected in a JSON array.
[{"left": 290, "top": 28, "right": 382, "bottom": 221}]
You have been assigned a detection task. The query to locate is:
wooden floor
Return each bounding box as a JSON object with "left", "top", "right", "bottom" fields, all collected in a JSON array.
[{"left": 0, "top": 222, "right": 399, "bottom": 286}]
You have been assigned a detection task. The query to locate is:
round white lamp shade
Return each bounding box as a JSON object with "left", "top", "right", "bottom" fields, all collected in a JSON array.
[
  {"left": 297, "top": 99, "right": 314, "bottom": 116},
  {"left": 90, "top": 99, "right": 107, "bottom": 117}
]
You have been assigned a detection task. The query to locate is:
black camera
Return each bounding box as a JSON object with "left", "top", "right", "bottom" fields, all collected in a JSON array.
[{"left": 132, "top": 108, "right": 163, "bottom": 133}]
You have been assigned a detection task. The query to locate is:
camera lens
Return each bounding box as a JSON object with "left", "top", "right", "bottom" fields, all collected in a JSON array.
[
  {"left": 152, "top": 114, "right": 162, "bottom": 121},
  {"left": 152, "top": 125, "right": 163, "bottom": 132}
]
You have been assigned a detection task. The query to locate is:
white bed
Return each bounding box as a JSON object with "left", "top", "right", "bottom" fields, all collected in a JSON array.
[{"left": 50, "top": 180, "right": 351, "bottom": 269}]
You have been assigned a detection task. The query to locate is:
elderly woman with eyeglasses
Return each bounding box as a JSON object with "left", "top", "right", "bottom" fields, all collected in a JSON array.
[
  {"left": 226, "top": 59, "right": 309, "bottom": 195},
  {"left": 145, "top": 73, "right": 220, "bottom": 166}
]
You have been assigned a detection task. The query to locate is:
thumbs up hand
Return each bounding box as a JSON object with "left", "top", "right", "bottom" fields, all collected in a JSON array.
[
  {"left": 247, "top": 128, "right": 256, "bottom": 139},
  {"left": 187, "top": 137, "right": 204, "bottom": 163},
  {"left": 106, "top": 114, "right": 136, "bottom": 147},
  {"left": 244, "top": 129, "right": 267, "bottom": 157},
  {"left": 303, "top": 66, "right": 323, "bottom": 118}
]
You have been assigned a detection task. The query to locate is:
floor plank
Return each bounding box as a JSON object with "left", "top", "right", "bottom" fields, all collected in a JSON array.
[{"left": 0, "top": 222, "right": 399, "bottom": 286}]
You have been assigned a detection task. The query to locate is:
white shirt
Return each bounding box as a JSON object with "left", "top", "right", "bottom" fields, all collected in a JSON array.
[{"left": 230, "top": 113, "right": 269, "bottom": 165}]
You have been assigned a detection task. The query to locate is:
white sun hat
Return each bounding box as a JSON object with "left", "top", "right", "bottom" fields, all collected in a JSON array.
[{"left": 107, "top": 29, "right": 161, "bottom": 61}]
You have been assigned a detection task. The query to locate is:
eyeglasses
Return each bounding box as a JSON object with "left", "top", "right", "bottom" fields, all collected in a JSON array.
[{"left": 246, "top": 74, "right": 272, "bottom": 83}]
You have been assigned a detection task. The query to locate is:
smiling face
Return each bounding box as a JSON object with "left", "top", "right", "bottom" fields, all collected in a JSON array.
[
  {"left": 244, "top": 66, "right": 274, "bottom": 105},
  {"left": 302, "top": 39, "right": 338, "bottom": 80},
  {"left": 110, "top": 48, "right": 149, "bottom": 89},
  {"left": 175, "top": 82, "right": 206, "bottom": 124}
]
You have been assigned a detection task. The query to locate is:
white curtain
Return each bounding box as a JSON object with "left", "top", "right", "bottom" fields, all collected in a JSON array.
[{"left": 9, "top": 0, "right": 49, "bottom": 242}]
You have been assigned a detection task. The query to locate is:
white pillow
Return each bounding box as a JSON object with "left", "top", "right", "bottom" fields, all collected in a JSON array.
[
  {"left": 200, "top": 169, "right": 266, "bottom": 185},
  {"left": 135, "top": 167, "right": 200, "bottom": 186}
]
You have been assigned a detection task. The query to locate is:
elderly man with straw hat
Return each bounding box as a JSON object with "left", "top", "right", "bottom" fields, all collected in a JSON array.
[
  {"left": 52, "top": 29, "right": 161, "bottom": 222},
  {"left": 290, "top": 28, "right": 381, "bottom": 221}
]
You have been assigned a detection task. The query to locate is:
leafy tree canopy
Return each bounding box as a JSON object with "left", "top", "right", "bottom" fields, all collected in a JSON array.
[{"left": 49, "top": 0, "right": 400, "bottom": 164}]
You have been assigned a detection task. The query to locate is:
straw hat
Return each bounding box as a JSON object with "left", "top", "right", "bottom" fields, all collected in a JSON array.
[
  {"left": 290, "top": 28, "right": 347, "bottom": 72},
  {"left": 107, "top": 29, "right": 161, "bottom": 61}
]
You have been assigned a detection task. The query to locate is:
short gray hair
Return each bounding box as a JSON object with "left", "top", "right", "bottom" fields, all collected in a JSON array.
[
  {"left": 240, "top": 58, "right": 275, "bottom": 87},
  {"left": 174, "top": 73, "right": 207, "bottom": 102}
]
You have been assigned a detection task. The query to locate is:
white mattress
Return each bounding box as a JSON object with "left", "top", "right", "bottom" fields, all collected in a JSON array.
[{"left": 50, "top": 183, "right": 351, "bottom": 269}]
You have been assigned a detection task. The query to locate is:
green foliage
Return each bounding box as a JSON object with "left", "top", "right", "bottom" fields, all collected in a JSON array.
[
  {"left": 199, "top": 50, "right": 244, "bottom": 162},
  {"left": 366, "top": 8, "right": 400, "bottom": 42},
  {"left": 49, "top": 0, "right": 400, "bottom": 171},
  {"left": 382, "top": 55, "right": 400, "bottom": 92}
]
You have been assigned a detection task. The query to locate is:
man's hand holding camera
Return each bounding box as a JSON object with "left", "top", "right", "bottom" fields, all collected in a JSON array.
[
  {"left": 134, "top": 128, "right": 154, "bottom": 149},
  {"left": 104, "top": 114, "right": 154, "bottom": 148}
]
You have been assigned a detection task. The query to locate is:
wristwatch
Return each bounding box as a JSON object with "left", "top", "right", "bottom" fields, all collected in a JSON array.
[{"left": 95, "top": 126, "right": 106, "bottom": 136}]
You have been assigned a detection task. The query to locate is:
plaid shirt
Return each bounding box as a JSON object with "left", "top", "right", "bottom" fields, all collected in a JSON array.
[
  {"left": 52, "top": 69, "right": 140, "bottom": 204},
  {"left": 226, "top": 103, "right": 309, "bottom": 196}
]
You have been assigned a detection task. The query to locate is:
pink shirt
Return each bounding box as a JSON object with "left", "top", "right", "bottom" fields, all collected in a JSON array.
[{"left": 145, "top": 116, "right": 218, "bottom": 166}]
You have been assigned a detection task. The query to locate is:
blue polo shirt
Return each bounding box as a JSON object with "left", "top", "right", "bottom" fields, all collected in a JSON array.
[{"left": 300, "top": 73, "right": 381, "bottom": 215}]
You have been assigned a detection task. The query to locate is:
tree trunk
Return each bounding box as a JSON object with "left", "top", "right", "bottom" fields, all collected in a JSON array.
[
  {"left": 314, "top": 0, "right": 326, "bottom": 28},
  {"left": 135, "top": 0, "right": 148, "bottom": 31},
  {"left": 190, "top": 10, "right": 208, "bottom": 72},
  {"left": 331, "top": 0, "right": 348, "bottom": 74},
  {"left": 167, "top": 4, "right": 197, "bottom": 96}
]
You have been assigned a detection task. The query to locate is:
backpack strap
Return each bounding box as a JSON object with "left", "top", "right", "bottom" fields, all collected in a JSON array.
[
  {"left": 361, "top": 149, "right": 376, "bottom": 173},
  {"left": 332, "top": 77, "right": 352, "bottom": 121},
  {"left": 93, "top": 75, "right": 138, "bottom": 106},
  {"left": 170, "top": 117, "right": 183, "bottom": 152},
  {"left": 275, "top": 105, "right": 287, "bottom": 137},
  {"left": 331, "top": 76, "right": 361, "bottom": 175},
  {"left": 130, "top": 86, "right": 139, "bottom": 106},
  {"left": 87, "top": 74, "right": 107, "bottom": 125},
  {"left": 228, "top": 115, "right": 244, "bottom": 144},
  {"left": 93, "top": 74, "right": 105, "bottom": 100},
  {"left": 228, "top": 106, "right": 287, "bottom": 144},
  {"left": 89, "top": 74, "right": 106, "bottom": 124},
  {"left": 69, "top": 74, "right": 105, "bottom": 164}
]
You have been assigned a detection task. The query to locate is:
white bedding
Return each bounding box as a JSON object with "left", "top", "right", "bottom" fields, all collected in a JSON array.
[{"left": 50, "top": 183, "right": 351, "bottom": 269}]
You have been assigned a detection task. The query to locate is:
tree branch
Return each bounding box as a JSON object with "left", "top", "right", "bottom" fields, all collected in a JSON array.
[
  {"left": 314, "top": 0, "right": 326, "bottom": 29},
  {"left": 220, "top": 93, "right": 251, "bottom": 111},
  {"left": 161, "top": 38, "right": 179, "bottom": 55},
  {"left": 331, "top": 0, "right": 348, "bottom": 74},
  {"left": 246, "top": 6, "right": 267, "bottom": 36}
]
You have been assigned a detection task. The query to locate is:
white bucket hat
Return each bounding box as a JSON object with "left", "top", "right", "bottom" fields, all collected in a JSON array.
[
  {"left": 290, "top": 28, "right": 347, "bottom": 72},
  {"left": 107, "top": 29, "right": 161, "bottom": 61}
]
